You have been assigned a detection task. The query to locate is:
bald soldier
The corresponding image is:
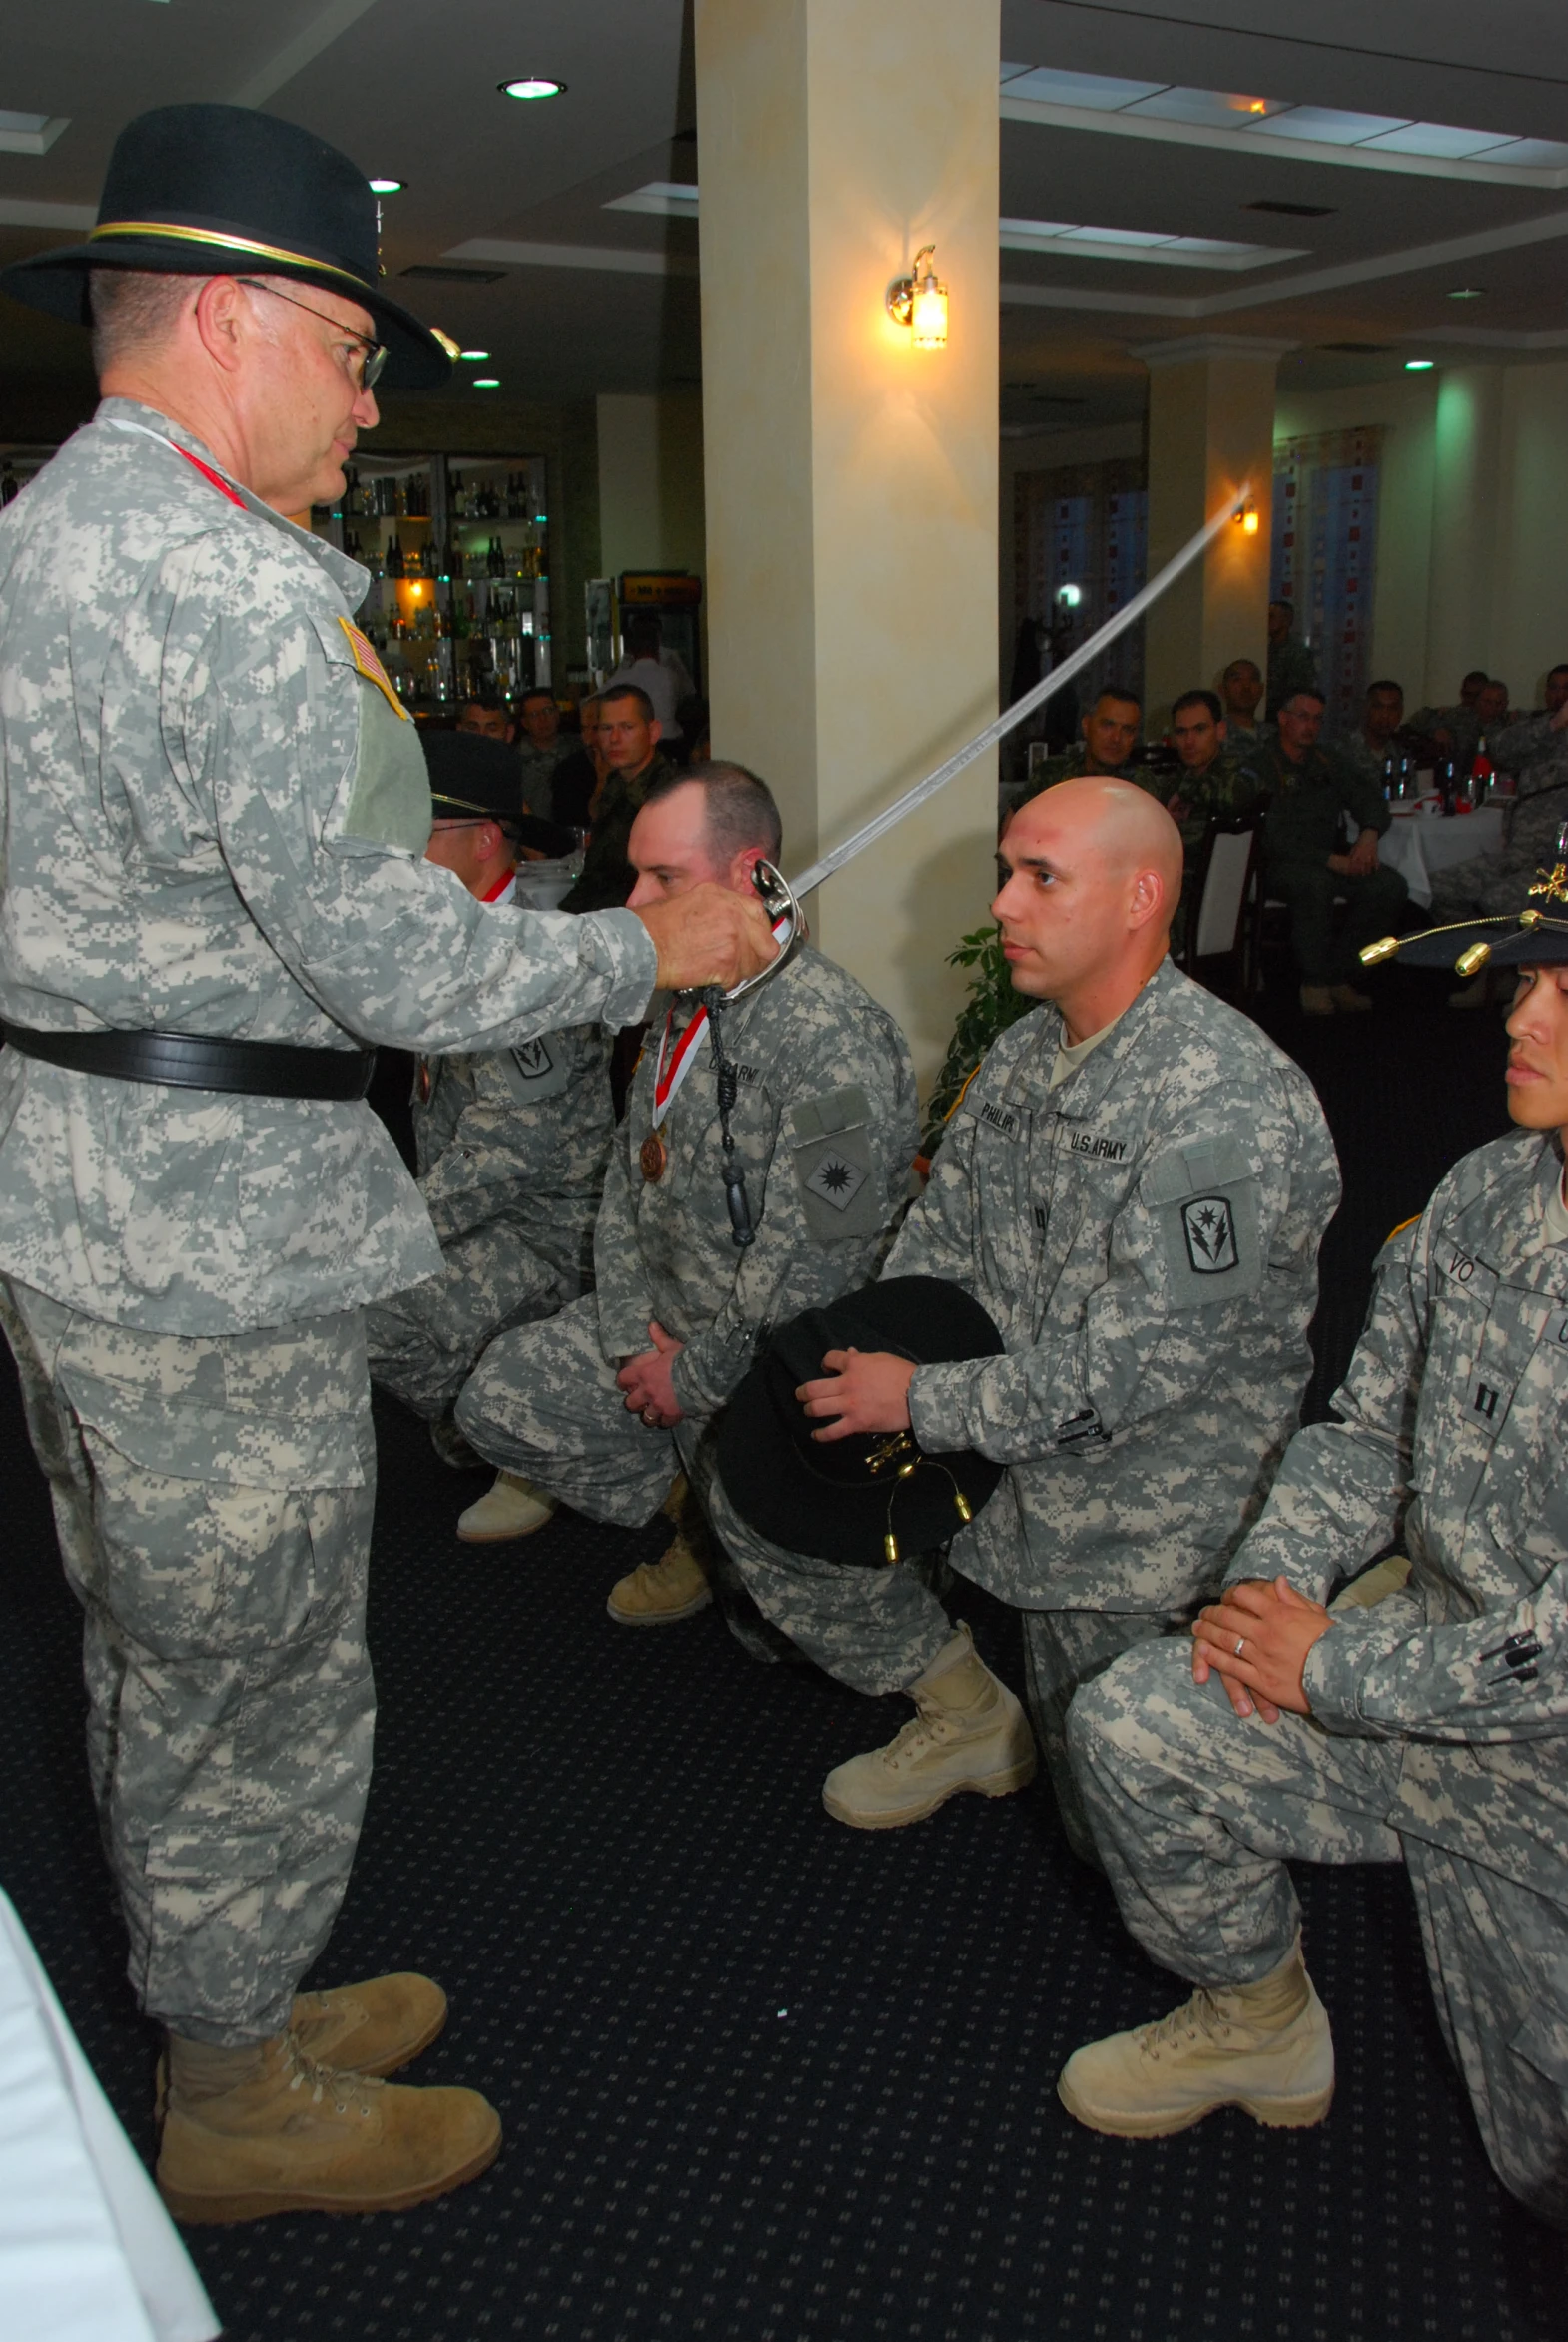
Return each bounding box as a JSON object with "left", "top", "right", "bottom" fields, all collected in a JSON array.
[{"left": 708, "top": 780, "right": 1340, "bottom": 1855}]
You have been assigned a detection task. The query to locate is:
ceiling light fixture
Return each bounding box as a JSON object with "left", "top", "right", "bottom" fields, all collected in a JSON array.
[
  {"left": 472, "top": 377, "right": 501, "bottom": 389},
  {"left": 368, "top": 177, "right": 403, "bottom": 195},
  {"left": 1405, "top": 358, "right": 1435, "bottom": 371},
  {"left": 500, "top": 77, "right": 565, "bottom": 102},
  {"left": 1447, "top": 286, "right": 1485, "bottom": 300},
  {"left": 459, "top": 349, "right": 490, "bottom": 362},
  {"left": 886, "top": 245, "right": 949, "bottom": 348}
]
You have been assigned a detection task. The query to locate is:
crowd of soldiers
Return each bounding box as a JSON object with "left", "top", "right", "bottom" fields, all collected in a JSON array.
[{"left": 0, "top": 101, "right": 1564, "bottom": 2251}]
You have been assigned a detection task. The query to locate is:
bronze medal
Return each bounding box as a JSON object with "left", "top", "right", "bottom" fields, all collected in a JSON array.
[{"left": 640, "top": 1128, "right": 668, "bottom": 1182}]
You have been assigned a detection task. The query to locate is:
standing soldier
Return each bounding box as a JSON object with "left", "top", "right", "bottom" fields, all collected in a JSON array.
[
  {"left": 0, "top": 104, "right": 773, "bottom": 2223},
  {"left": 1060, "top": 882, "right": 1568, "bottom": 2231},
  {"left": 366, "top": 732, "right": 614, "bottom": 1456}
]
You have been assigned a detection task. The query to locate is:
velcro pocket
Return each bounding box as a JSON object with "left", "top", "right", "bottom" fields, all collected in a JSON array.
[
  {"left": 311, "top": 614, "right": 430, "bottom": 851},
  {"left": 1142, "top": 1134, "right": 1263, "bottom": 1310},
  {"left": 789, "top": 1085, "right": 884, "bottom": 1242}
]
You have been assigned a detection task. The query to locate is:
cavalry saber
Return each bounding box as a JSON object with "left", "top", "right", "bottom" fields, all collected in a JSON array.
[{"left": 785, "top": 482, "right": 1254, "bottom": 902}]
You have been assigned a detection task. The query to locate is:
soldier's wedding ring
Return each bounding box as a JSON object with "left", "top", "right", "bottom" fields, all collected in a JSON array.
[
  {"left": 1234, "top": 1636, "right": 1245, "bottom": 1656},
  {"left": 642, "top": 1406, "right": 661, "bottom": 1427}
]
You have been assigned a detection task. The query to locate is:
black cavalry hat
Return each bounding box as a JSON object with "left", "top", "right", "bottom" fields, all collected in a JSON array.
[
  {"left": 422, "top": 730, "right": 569, "bottom": 860},
  {"left": 0, "top": 104, "right": 450, "bottom": 390},
  {"left": 717, "top": 1277, "right": 1006, "bottom": 1569},
  {"left": 1360, "top": 823, "right": 1568, "bottom": 978}
]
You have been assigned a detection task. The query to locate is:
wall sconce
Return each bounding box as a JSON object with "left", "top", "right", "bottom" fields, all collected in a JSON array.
[
  {"left": 1235, "top": 499, "right": 1260, "bottom": 536},
  {"left": 887, "top": 245, "right": 949, "bottom": 348}
]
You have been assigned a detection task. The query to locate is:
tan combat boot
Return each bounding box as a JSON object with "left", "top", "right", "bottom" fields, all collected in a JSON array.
[
  {"left": 1057, "top": 1939, "right": 1334, "bottom": 2138},
  {"left": 157, "top": 2032, "right": 501, "bottom": 2224},
  {"left": 456, "top": 1470, "right": 556, "bottom": 1542},
  {"left": 156, "top": 1972, "right": 448, "bottom": 2124},
  {"left": 607, "top": 1530, "right": 713, "bottom": 1625},
  {"left": 821, "top": 1623, "right": 1036, "bottom": 1829}
]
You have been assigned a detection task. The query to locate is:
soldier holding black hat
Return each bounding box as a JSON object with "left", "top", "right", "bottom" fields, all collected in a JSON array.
[
  {"left": 0, "top": 103, "right": 773, "bottom": 2224},
  {"left": 366, "top": 731, "right": 614, "bottom": 1453},
  {"left": 1059, "top": 868, "right": 1568, "bottom": 2227},
  {"left": 709, "top": 778, "right": 1339, "bottom": 1857}
]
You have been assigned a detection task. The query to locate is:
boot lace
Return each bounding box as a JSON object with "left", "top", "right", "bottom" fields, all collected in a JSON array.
[
  {"left": 1135, "top": 1990, "right": 1235, "bottom": 2066},
  {"left": 282, "top": 2035, "right": 384, "bottom": 2119}
]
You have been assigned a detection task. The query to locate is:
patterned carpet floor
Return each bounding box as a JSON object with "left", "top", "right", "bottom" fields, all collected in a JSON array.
[{"left": 1, "top": 965, "right": 1564, "bottom": 2341}]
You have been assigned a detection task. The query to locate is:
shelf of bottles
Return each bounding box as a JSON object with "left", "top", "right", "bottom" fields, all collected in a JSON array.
[{"left": 314, "top": 454, "right": 550, "bottom": 712}]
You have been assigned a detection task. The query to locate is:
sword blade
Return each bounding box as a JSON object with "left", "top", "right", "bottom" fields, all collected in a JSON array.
[{"left": 787, "top": 484, "right": 1252, "bottom": 899}]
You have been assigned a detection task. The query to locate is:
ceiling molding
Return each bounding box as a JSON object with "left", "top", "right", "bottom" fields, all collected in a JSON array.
[
  {"left": 443, "top": 238, "right": 698, "bottom": 280},
  {"left": 1000, "top": 92, "right": 1568, "bottom": 190},
  {"left": 1003, "top": 204, "right": 1568, "bottom": 322},
  {"left": 0, "top": 119, "right": 69, "bottom": 159},
  {"left": 232, "top": 0, "right": 385, "bottom": 109},
  {"left": 0, "top": 198, "right": 95, "bottom": 232},
  {"left": 1132, "top": 334, "right": 1298, "bottom": 366}
]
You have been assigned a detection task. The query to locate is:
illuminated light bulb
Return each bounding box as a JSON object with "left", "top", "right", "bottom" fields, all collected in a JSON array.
[{"left": 911, "top": 266, "right": 949, "bottom": 349}]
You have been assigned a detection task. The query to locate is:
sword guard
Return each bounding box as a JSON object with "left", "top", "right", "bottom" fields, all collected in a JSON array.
[{"left": 724, "top": 859, "right": 806, "bottom": 1004}]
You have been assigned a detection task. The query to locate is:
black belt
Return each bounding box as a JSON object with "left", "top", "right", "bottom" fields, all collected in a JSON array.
[{"left": 1, "top": 1023, "right": 377, "bottom": 1103}]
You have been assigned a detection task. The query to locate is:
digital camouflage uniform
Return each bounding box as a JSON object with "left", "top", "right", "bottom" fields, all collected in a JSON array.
[
  {"left": 1159, "top": 746, "right": 1258, "bottom": 854},
  {"left": 709, "top": 959, "right": 1341, "bottom": 1854},
  {"left": 0, "top": 401, "right": 657, "bottom": 2044},
  {"left": 1069, "top": 1133, "right": 1568, "bottom": 2227},
  {"left": 515, "top": 738, "right": 571, "bottom": 824},
  {"left": 456, "top": 946, "right": 918, "bottom": 1607},
  {"left": 365, "top": 1003, "right": 613, "bottom": 1425},
  {"left": 1240, "top": 736, "right": 1406, "bottom": 985},
  {"left": 1429, "top": 723, "right": 1568, "bottom": 925},
  {"left": 559, "top": 751, "right": 676, "bottom": 915}
]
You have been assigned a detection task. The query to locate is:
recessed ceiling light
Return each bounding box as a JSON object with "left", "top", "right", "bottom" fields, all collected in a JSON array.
[
  {"left": 1447, "top": 286, "right": 1485, "bottom": 300},
  {"left": 472, "top": 377, "right": 501, "bottom": 389},
  {"left": 1405, "top": 358, "right": 1435, "bottom": 371},
  {"left": 368, "top": 177, "right": 403, "bottom": 194},
  {"left": 459, "top": 349, "right": 490, "bottom": 362},
  {"left": 500, "top": 77, "right": 565, "bottom": 101}
]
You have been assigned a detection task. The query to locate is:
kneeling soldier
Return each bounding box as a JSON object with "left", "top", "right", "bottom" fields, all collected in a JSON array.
[
  {"left": 454, "top": 765, "right": 919, "bottom": 1630},
  {"left": 366, "top": 731, "right": 613, "bottom": 1452},
  {"left": 709, "top": 778, "right": 1340, "bottom": 1853},
  {"left": 1059, "top": 881, "right": 1568, "bottom": 2232}
]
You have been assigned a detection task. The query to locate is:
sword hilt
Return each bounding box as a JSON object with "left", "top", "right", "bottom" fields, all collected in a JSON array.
[{"left": 723, "top": 859, "right": 806, "bottom": 1003}]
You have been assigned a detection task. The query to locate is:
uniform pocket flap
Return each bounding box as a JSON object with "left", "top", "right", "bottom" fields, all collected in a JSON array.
[
  {"left": 58, "top": 1367, "right": 367, "bottom": 1492},
  {"left": 790, "top": 1085, "right": 871, "bottom": 1143},
  {"left": 1142, "top": 1133, "right": 1255, "bottom": 1206}
]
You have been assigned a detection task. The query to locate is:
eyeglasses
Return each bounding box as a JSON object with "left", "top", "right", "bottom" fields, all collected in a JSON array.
[{"left": 235, "top": 278, "right": 389, "bottom": 390}]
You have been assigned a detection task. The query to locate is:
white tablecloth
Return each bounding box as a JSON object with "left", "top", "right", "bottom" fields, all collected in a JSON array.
[
  {"left": 1380, "top": 804, "right": 1505, "bottom": 909},
  {"left": 0, "top": 1889, "right": 218, "bottom": 2342}
]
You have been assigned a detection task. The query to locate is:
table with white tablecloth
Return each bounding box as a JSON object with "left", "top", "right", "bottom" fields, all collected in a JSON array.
[
  {"left": 1379, "top": 804, "right": 1505, "bottom": 910},
  {"left": 0, "top": 1887, "right": 218, "bottom": 2342}
]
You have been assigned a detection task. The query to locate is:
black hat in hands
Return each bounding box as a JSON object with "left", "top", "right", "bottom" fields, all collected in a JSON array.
[{"left": 717, "top": 1277, "right": 1005, "bottom": 1568}]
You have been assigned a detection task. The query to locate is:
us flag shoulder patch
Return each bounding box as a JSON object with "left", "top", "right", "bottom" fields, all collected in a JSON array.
[{"left": 337, "top": 615, "right": 410, "bottom": 719}]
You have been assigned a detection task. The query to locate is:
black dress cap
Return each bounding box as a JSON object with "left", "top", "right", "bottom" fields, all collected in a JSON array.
[
  {"left": 1361, "top": 824, "right": 1568, "bottom": 977},
  {"left": 0, "top": 104, "right": 450, "bottom": 390},
  {"left": 717, "top": 1277, "right": 1006, "bottom": 1568},
  {"left": 422, "top": 729, "right": 568, "bottom": 859}
]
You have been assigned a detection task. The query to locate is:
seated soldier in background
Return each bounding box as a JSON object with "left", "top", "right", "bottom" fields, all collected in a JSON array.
[
  {"left": 1333, "top": 678, "right": 1439, "bottom": 791},
  {"left": 549, "top": 692, "right": 603, "bottom": 832},
  {"left": 1219, "top": 657, "right": 1269, "bottom": 748},
  {"left": 560, "top": 682, "right": 675, "bottom": 914},
  {"left": 706, "top": 779, "right": 1339, "bottom": 1856},
  {"left": 1015, "top": 686, "right": 1144, "bottom": 812},
  {"left": 1492, "top": 662, "right": 1568, "bottom": 776},
  {"left": 1241, "top": 687, "right": 1406, "bottom": 1015},
  {"left": 453, "top": 765, "right": 919, "bottom": 1633},
  {"left": 1160, "top": 689, "right": 1255, "bottom": 850},
  {"left": 1059, "top": 888, "right": 1568, "bottom": 2232},
  {"left": 366, "top": 731, "right": 614, "bottom": 1459},
  {"left": 513, "top": 687, "right": 573, "bottom": 821}
]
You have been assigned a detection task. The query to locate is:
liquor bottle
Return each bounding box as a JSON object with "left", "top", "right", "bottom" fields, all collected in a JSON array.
[
  {"left": 1436, "top": 755, "right": 1457, "bottom": 816},
  {"left": 487, "top": 535, "right": 503, "bottom": 579},
  {"left": 1468, "top": 734, "right": 1493, "bottom": 807},
  {"left": 387, "top": 532, "right": 404, "bottom": 579}
]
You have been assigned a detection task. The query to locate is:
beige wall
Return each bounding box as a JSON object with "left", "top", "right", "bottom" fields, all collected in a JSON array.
[
  {"left": 595, "top": 391, "right": 708, "bottom": 580},
  {"left": 1273, "top": 363, "right": 1568, "bottom": 711},
  {"left": 1142, "top": 345, "right": 1279, "bottom": 732},
  {"left": 696, "top": 0, "right": 1000, "bottom": 1090}
]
